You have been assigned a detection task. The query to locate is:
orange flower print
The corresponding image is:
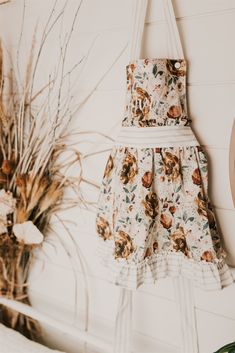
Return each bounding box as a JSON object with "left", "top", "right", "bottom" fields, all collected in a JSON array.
[
  {"left": 153, "top": 241, "right": 158, "bottom": 251},
  {"left": 144, "top": 241, "right": 159, "bottom": 259},
  {"left": 96, "top": 216, "right": 112, "bottom": 241},
  {"left": 103, "top": 154, "right": 114, "bottom": 178},
  {"left": 195, "top": 191, "right": 208, "bottom": 217},
  {"left": 171, "top": 226, "right": 189, "bottom": 256},
  {"left": 192, "top": 168, "right": 202, "bottom": 185},
  {"left": 195, "top": 193, "right": 217, "bottom": 229},
  {"left": 169, "top": 205, "right": 176, "bottom": 214},
  {"left": 160, "top": 213, "right": 172, "bottom": 229},
  {"left": 163, "top": 152, "right": 180, "bottom": 181},
  {"left": 144, "top": 247, "right": 152, "bottom": 259},
  {"left": 131, "top": 87, "right": 152, "bottom": 126},
  {"left": 142, "top": 171, "right": 153, "bottom": 188},
  {"left": 126, "top": 63, "right": 136, "bottom": 91},
  {"left": 167, "top": 105, "right": 182, "bottom": 119},
  {"left": 207, "top": 204, "right": 216, "bottom": 229},
  {"left": 155, "top": 147, "right": 162, "bottom": 153},
  {"left": 120, "top": 151, "right": 138, "bottom": 184},
  {"left": 114, "top": 230, "right": 135, "bottom": 259},
  {"left": 142, "top": 192, "right": 158, "bottom": 219},
  {"left": 201, "top": 250, "right": 214, "bottom": 262},
  {"left": 196, "top": 146, "right": 204, "bottom": 152}
]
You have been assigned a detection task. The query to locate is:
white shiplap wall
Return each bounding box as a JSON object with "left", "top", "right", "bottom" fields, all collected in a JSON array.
[{"left": 0, "top": 1, "right": 235, "bottom": 353}]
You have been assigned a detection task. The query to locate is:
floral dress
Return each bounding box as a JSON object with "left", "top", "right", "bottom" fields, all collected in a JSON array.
[{"left": 95, "top": 57, "right": 234, "bottom": 290}]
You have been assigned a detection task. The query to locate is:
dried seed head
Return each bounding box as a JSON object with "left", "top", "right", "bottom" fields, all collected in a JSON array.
[
  {"left": 0, "top": 171, "right": 7, "bottom": 184},
  {"left": 38, "top": 180, "right": 64, "bottom": 215},
  {"left": 2, "top": 160, "right": 14, "bottom": 175},
  {"left": 16, "top": 174, "right": 27, "bottom": 188}
]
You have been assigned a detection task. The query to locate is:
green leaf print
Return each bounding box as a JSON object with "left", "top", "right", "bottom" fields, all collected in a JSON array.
[
  {"left": 153, "top": 64, "right": 158, "bottom": 76},
  {"left": 175, "top": 195, "right": 180, "bottom": 203},
  {"left": 157, "top": 168, "right": 163, "bottom": 174},
  {"left": 183, "top": 211, "right": 187, "bottom": 222},
  {"left": 203, "top": 222, "right": 209, "bottom": 230},
  {"left": 175, "top": 184, "right": 182, "bottom": 193},
  {"left": 131, "top": 185, "right": 137, "bottom": 192},
  {"left": 201, "top": 166, "right": 207, "bottom": 173},
  {"left": 126, "top": 195, "right": 130, "bottom": 203},
  {"left": 135, "top": 213, "right": 139, "bottom": 221},
  {"left": 123, "top": 187, "right": 129, "bottom": 193},
  {"left": 186, "top": 217, "right": 195, "bottom": 223}
]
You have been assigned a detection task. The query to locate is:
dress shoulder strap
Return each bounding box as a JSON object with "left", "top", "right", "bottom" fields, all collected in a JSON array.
[
  {"left": 129, "top": 0, "right": 148, "bottom": 60},
  {"left": 129, "top": 0, "right": 185, "bottom": 61},
  {"left": 164, "top": 0, "right": 185, "bottom": 59}
]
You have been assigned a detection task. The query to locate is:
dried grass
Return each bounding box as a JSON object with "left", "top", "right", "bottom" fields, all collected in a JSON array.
[{"left": 0, "top": 0, "right": 118, "bottom": 342}]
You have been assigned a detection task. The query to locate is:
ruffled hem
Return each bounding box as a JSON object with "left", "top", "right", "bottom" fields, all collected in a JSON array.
[{"left": 96, "top": 238, "right": 235, "bottom": 291}]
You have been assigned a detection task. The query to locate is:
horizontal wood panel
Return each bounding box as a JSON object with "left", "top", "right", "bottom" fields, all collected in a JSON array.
[
  {"left": 189, "top": 85, "right": 235, "bottom": 149},
  {"left": 30, "top": 256, "right": 180, "bottom": 349},
  {"left": 6, "top": 23, "right": 234, "bottom": 93},
  {"left": 70, "top": 90, "right": 125, "bottom": 133},
  {"left": 29, "top": 288, "right": 179, "bottom": 353},
  {"left": 195, "top": 282, "right": 235, "bottom": 322},
  {"left": 29, "top": 260, "right": 181, "bottom": 348},
  {"left": 146, "top": 0, "right": 235, "bottom": 23},
  {"left": 206, "top": 147, "right": 234, "bottom": 210},
  {"left": 29, "top": 254, "right": 119, "bottom": 323},
  {"left": 2, "top": 31, "right": 128, "bottom": 96},
  {"left": 0, "top": 0, "right": 132, "bottom": 41}
]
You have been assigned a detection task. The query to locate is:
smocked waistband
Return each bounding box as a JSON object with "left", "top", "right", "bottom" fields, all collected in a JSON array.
[{"left": 115, "top": 125, "right": 199, "bottom": 148}]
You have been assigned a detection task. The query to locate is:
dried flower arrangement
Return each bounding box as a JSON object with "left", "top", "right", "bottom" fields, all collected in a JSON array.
[{"left": 0, "top": 0, "right": 117, "bottom": 342}]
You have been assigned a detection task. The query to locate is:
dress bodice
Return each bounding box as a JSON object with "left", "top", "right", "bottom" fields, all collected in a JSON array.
[{"left": 122, "top": 58, "right": 190, "bottom": 127}]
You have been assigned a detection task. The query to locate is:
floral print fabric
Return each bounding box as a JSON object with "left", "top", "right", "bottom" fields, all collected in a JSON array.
[
  {"left": 122, "top": 58, "right": 188, "bottom": 127},
  {"left": 95, "top": 58, "right": 234, "bottom": 290}
]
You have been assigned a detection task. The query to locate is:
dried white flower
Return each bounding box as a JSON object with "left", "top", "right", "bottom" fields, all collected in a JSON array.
[
  {"left": 13, "top": 221, "right": 44, "bottom": 245},
  {"left": 0, "top": 189, "right": 16, "bottom": 216}
]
